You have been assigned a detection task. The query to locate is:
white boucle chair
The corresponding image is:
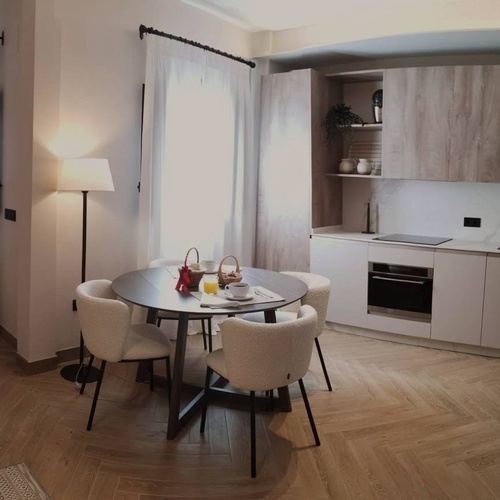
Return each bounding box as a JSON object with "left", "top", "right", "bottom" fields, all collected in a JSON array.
[
  {"left": 200, "top": 305, "right": 320, "bottom": 478},
  {"left": 76, "top": 279, "right": 172, "bottom": 431},
  {"left": 242, "top": 271, "right": 332, "bottom": 391},
  {"left": 149, "top": 258, "right": 215, "bottom": 351}
]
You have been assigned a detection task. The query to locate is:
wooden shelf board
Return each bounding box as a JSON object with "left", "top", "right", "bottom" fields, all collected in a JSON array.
[
  {"left": 327, "top": 173, "right": 383, "bottom": 178},
  {"left": 351, "top": 123, "right": 382, "bottom": 131}
]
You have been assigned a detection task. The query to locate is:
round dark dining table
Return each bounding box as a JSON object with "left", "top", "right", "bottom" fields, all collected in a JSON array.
[{"left": 112, "top": 266, "right": 308, "bottom": 440}]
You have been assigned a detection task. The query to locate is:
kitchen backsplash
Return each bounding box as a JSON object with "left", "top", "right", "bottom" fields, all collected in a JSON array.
[{"left": 342, "top": 178, "right": 500, "bottom": 242}]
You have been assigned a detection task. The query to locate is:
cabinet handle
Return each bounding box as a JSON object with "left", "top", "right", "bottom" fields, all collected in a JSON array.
[{"left": 372, "top": 276, "right": 425, "bottom": 285}]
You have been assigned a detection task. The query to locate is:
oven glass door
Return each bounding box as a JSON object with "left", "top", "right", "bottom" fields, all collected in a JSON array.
[{"left": 368, "top": 264, "right": 433, "bottom": 322}]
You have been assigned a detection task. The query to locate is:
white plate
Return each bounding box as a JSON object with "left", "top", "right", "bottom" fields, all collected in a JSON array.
[{"left": 224, "top": 291, "right": 254, "bottom": 301}]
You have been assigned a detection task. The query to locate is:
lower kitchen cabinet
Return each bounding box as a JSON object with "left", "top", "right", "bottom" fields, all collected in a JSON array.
[
  {"left": 310, "top": 236, "right": 368, "bottom": 326},
  {"left": 481, "top": 254, "right": 500, "bottom": 349},
  {"left": 431, "top": 250, "right": 486, "bottom": 345},
  {"left": 312, "top": 235, "right": 500, "bottom": 350}
]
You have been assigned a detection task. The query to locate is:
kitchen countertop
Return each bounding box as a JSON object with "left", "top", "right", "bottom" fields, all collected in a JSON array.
[{"left": 312, "top": 227, "right": 500, "bottom": 254}]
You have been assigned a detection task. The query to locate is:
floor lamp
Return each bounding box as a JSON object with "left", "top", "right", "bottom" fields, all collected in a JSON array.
[{"left": 58, "top": 158, "right": 115, "bottom": 383}]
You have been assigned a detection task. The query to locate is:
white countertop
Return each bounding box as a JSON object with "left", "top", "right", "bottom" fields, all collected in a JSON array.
[{"left": 312, "top": 227, "right": 500, "bottom": 254}]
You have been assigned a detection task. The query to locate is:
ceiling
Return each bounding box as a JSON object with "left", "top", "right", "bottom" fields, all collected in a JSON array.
[
  {"left": 183, "top": 0, "right": 500, "bottom": 67},
  {"left": 183, "top": 0, "right": 350, "bottom": 32},
  {"left": 269, "top": 30, "right": 500, "bottom": 68}
]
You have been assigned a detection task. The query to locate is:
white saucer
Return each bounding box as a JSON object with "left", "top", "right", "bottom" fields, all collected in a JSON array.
[{"left": 224, "top": 291, "right": 254, "bottom": 301}]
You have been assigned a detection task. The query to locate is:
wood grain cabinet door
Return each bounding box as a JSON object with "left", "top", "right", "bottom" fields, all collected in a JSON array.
[
  {"left": 256, "top": 70, "right": 342, "bottom": 272},
  {"left": 382, "top": 67, "right": 454, "bottom": 180},
  {"left": 256, "top": 70, "right": 312, "bottom": 272},
  {"left": 450, "top": 65, "right": 500, "bottom": 182}
]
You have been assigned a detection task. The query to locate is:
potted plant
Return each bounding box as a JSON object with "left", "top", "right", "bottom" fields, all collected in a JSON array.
[{"left": 324, "top": 103, "right": 363, "bottom": 145}]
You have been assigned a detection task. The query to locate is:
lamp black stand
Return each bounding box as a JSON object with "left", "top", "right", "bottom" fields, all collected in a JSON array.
[{"left": 60, "top": 190, "right": 100, "bottom": 383}]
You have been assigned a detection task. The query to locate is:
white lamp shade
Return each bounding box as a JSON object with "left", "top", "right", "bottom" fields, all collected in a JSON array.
[{"left": 58, "top": 158, "right": 115, "bottom": 192}]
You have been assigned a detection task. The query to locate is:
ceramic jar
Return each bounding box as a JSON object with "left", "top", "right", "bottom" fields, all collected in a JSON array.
[
  {"left": 338, "top": 158, "right": 356, "bottom": 174},
  {"left": 357, "top": 158, "right": 372, "bottom": 175}
]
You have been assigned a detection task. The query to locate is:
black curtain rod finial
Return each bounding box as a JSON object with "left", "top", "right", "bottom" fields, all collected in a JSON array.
[
  {"left": 138, "top": 24, "right": 255, "bottom": 68},
  {"left": 139, "top": 24, "right": 146, "bottom": 40}
]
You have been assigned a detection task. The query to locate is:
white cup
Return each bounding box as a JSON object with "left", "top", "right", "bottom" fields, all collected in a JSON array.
[
  {"left": 200, "top": 259, "right": 217, "bottom": 273},
  {"left": 226, "top": 282, "right": 250, "bottom": 299}
]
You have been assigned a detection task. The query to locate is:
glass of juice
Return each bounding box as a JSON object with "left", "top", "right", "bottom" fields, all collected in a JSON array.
[{"left": 203, "top": 275, "right": 218, "bottom": 294}]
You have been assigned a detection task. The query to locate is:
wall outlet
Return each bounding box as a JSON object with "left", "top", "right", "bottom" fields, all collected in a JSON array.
[
  {"left": 4, "top": 208, "right": 16, "bottom": 221},
  {"left": 464, "top": 217, "right": 481, "bottom": 228}
]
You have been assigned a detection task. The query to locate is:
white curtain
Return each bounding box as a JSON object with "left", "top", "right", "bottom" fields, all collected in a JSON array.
[{"left": 138, "top": 36, "right": 256, "bottom": 269}]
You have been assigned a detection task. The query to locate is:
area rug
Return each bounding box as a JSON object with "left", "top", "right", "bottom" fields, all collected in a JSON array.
[{"left": 0, "top": 463, "right": 50, "bottom": 499}]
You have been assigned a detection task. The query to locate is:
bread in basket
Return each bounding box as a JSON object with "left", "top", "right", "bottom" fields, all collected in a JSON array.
[{"left": 217, "top": 255, "right": 243, "bottom": 287}]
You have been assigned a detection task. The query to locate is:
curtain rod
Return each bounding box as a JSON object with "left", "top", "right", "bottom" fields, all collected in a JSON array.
[{"left": 139, "top": 24, "right": 256, "bottom": 69}]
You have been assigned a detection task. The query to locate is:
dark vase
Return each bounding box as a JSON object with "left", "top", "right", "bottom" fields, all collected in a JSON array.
[{"left": 372, "top": 89, "right": 383, "bottom": 123}]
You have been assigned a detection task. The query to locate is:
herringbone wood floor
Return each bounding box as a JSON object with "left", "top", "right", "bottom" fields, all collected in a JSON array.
[{"left": 2, "top": 327, "right": 500, "bottom": 499}]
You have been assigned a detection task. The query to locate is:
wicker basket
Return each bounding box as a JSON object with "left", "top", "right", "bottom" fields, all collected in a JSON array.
[
  {"left": 217, "top": 255, "right": 243, "bottom": 287},
  {"left": 179, "top": 247, "right": 205, "bottom": 288}
]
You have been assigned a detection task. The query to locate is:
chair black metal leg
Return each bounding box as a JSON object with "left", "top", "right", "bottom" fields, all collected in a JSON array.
[
  {"left": 298, "top": 378, "right": 320, "bottom": 446},
  {"left": 87, "top": 360, "right": 106, "bottom": 431},
  {"left": 200, "top": 367, "right": 213, "bottom": 434},
  {"left": 201, "top": 320, "right": 207, "bottom": 351},
  {"left": 80, "top": 354, "right": 94, "bottom": 395},
  {"left": 315, "top": 337, "right": 332, "bottom": 391},
  {"left": 208, "top": 319, "right": 213, "bottom": 353},
  {"left": 165, "top": 357, "right": 172, "bottom": 401},
  {"left": 250, "top": 390, "right": 256, "bottom": 478},
  {"left": 265, "top": 389, "right": 275, "bottom": 411},
  {"left": 150, "top": 360, "right": 155, "bottom": 391}
]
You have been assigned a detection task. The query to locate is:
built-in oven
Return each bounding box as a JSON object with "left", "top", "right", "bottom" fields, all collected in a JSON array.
[{"left": 368, "top": 262, "right": 433, "bottom": 322}]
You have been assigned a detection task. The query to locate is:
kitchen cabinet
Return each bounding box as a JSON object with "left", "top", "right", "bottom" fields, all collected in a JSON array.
[
  {"left": 481, "top": 254, "right": 500, "bottom": 349},
  {"left": 431, "top": 250, "right": 486, "bottom": 345},
  {"left": 256, "top": 69, "right": 342, "bottom": 271},
  {"left": 326, "top": 71, "right": 383, "bottom": 176},
  {"left": 311, "top": 236, "right": 431, "bottom": 337},
  {"left": 312, "top": 234, "right": 500, "bottom": 351},
  {"left": 310, "top": 236, "right": 368, "bottom": 326},
  {"left": 383, "top": 66, "right": 455, "bottom": 180},
  {"left": 383, "top": 65, "right": 500, "bottom": 182},
  {"left": 450, "top": 66, "right": 500, "bottom": 182},
  {"left": 368, "top": 243, "right": 434, "bottom": 268}
]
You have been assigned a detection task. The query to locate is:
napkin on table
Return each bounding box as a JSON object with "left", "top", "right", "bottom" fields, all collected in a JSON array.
[{"left": 194, "top": 292, "right": 242, "bottom": 309}]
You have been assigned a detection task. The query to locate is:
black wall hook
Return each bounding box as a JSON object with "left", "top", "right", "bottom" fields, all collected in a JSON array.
[{"left": 1, "top": 31, "right": 4, "bottom": 46}]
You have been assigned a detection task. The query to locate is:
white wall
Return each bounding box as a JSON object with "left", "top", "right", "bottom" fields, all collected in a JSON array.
[
  {"left": 1, "top": 0, "right": 252, "bottom": 362},
  {"left": 0, "top": 0, "right": 36, "bottom": 360},
  {"left": 53, "top": 0, "right": 252, "bottom": 356}
]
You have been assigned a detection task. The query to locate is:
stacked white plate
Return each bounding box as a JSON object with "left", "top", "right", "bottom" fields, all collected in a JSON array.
[{"left": 348, "top": 141, "right": 382, "bottom": 163}]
